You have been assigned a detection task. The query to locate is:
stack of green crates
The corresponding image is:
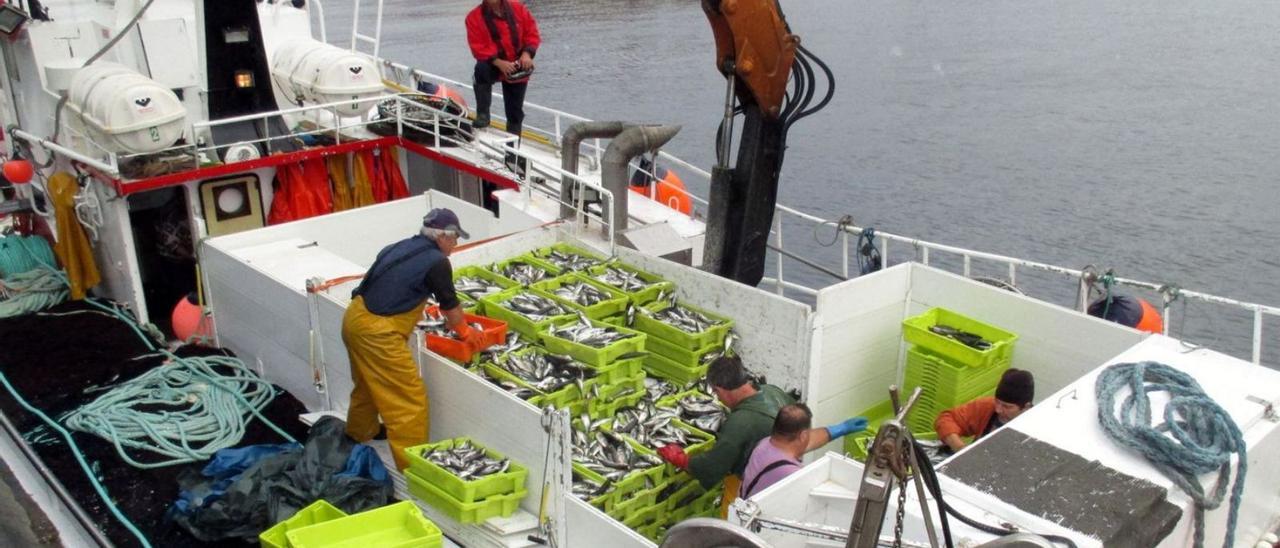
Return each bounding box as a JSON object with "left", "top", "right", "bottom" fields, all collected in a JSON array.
[
  {"left": 633, "top": 300, "right": 734, "bottom": 385},
  {"left": 897, "top": 307, "right": 1018, "bottom": 434},
  {"left": 263, "top": 500, "right": 443, "bottom": 548},
  {"left": 403, "top": 438, "right": 528, "bottom": 525}
]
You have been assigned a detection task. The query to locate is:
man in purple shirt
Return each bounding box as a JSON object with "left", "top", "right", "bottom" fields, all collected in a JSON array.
[{"left": 739, "top": 403, "right": 868, "bottom": 498}]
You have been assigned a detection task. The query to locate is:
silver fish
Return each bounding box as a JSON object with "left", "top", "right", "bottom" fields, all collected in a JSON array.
[
  {"left": 495, "top": 351, "right": 596, "bottom": 393},
  {"left": 496, "top": 261, "right": 553, "bottom": 285},
  {"left": 501, "top": 291, "right": 570, "bottom": 320},
  {"left": 539, "top": 249, "right": 602, "bottom": 272},
  {"left": 552, "top": 282, "right": 614, "bottom": 307},
  {"left": 647, "top": 302, "right": 725, "bottom": 334},
  {"left": 610, "top": 400, "right": 693, "bottom": 449},
  {"left": 546, "top": 317, "right": 635, "bottom": 348},
  {"left": 419, "top": 441, "right": 511, "bottom": 480},
  {"left": 592, "top": 266, "right": 654, "bottom": 292},
  {"left": 455, "top": 276, "right": 505, "bottom": 299}
]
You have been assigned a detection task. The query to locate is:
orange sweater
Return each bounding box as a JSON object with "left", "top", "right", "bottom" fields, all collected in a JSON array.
[{"left": 934, "top": 396, "right": 997, "bottom": 440}]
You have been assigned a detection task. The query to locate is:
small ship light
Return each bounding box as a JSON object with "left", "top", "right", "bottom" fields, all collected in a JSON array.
[{"left": 234, "top": 70, "right": 254, "bottom": 89}]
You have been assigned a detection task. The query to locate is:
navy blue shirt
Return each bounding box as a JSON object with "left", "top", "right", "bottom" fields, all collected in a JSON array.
[{"left": 352, "top": 235, "right": 460, "bottom": 315}]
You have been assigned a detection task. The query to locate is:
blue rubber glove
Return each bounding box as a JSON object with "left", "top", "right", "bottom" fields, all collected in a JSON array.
[{"left": 825, "top": 416, "right": 870, "bottom": 439}]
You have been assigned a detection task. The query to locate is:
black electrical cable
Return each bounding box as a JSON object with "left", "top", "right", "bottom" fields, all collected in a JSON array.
[{"left": 911, "top": 439, "right": 1080, "bottom": 548}]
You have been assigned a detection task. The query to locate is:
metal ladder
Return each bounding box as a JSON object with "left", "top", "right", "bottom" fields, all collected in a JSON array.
[{"left": 349, "top": 0, "right": 385, "bottom": 62}]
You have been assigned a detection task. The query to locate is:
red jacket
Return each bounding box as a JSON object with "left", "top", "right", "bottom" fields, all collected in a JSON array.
[
  {"left": 934, "top": 396, "right": 997, "bottom": 441},
  {"left": 466, "top": 1, "right": 541, "bottom": 80}
]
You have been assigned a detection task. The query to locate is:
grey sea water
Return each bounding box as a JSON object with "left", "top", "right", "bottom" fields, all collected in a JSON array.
[{"left": 329, "top": 0, "right": 1279, "bottom": 363}]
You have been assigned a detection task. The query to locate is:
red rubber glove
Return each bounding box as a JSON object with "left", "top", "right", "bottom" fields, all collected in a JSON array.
[
  {"left": 454, "top": 322, "right": 490, "bottom": 352},
  {"left": 657, "top": 444, "right": 689, "bottom": 470}
]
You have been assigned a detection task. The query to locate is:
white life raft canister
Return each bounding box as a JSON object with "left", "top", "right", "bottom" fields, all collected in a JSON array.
[
  {"left": 270, "top": 38, "right": 384, "bottom": 117},
  {"left": 65, "top": 62, "right": 187, "bottom": 155}
]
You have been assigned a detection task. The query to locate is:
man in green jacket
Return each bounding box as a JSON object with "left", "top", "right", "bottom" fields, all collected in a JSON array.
[{"left": 658, "top": 356, "right": 868, "bottom": 517}]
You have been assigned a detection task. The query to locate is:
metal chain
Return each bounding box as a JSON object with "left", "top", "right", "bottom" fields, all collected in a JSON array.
[{"left": 893, "top": 476, "right": 908, "bottom": 547}]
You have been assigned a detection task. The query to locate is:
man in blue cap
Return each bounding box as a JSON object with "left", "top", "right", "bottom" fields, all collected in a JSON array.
[{"left": 341, "top": 208, "right": 490, "bottom": 471}]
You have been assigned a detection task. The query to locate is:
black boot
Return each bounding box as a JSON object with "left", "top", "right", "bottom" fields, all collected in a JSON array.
[{"left": 473, "top": 83, "right": 493, "bottom": 129}]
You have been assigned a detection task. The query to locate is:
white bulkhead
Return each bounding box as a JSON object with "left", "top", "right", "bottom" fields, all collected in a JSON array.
[
  {"left": 270, "top": 38, "right": 384, "bottom": 117},
  {"left": 64, "top": 62, "right": 187, "bottom": 155}
]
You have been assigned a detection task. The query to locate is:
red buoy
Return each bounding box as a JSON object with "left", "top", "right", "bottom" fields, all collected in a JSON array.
[
  {"left": 3, "top": 159, "right": 33, "bottom": 184},
  {"left": 172, "top": 293, "right": 212, "bottom": 342}
]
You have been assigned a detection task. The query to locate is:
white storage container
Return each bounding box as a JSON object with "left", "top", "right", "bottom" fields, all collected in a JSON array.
[
  {"left": 65, "top": 63, "right": 187, "bottom": 155},
  {"left": 270, "top": 38, "right": 384, "bottom": 117}
]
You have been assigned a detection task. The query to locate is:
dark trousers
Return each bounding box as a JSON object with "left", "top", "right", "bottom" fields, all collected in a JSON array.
[{"left": 473, "top": 61, "right": 528, "bottom": 136}]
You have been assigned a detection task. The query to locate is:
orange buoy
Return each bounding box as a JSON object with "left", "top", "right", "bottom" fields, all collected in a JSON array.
[
  {"left": 1134, "top": 298, "right": 1164, "bottom": 334},
  {"left": 3, "top": 159, "right": 33, "bottom": 184},
  {"left": 172, "top": 293, "right": 212, "bottom": 342}
]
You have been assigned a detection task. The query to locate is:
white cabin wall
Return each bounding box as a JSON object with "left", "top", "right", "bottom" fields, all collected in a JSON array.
[
  {"left": 616, "top": 247, "right": 814, "bottom": 393},
  {"left": 906, "top": 266, "right": 1146, "bottom": 397},
  {"left": 809, "top": 265, "right": 912, "bottom": 452}
]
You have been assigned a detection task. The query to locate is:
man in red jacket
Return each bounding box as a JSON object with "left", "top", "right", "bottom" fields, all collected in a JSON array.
[
  {"left": 934, "top": 368, "right": 1034, "bottom": 453},
  {"left": 465, "top": 0, "right": 541, "bottom": 135}
]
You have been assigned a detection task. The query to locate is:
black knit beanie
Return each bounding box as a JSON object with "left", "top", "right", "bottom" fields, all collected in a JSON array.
[{"left": 995, "top": 368, "right": 1034, "bottom": 406}]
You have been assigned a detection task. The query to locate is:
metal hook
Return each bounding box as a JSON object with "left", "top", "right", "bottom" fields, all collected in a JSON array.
[{"left": 1056, "top": 388, "right": 1079, "bottom": 409}]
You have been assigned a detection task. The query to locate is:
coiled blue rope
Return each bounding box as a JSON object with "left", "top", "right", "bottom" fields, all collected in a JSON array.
[
  {"left": 1095, "top": 361, "right": 1246, "bottom": 548},
  {"left": 0, "top": 235, "right": 68, "bottom": 318}
]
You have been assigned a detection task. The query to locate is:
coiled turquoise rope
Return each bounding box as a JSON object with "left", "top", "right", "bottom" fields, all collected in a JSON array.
[
  {"left": 1095, "top": 361, "right": 1246, "bottom": 548},
  {"left": 0, "top": 235, "right": 67, "bottom": 318}
]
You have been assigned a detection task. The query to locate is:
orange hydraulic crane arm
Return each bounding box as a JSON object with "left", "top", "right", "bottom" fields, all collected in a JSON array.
[{"left": 702, "top": 0, "right": 799, "bottom": 119}]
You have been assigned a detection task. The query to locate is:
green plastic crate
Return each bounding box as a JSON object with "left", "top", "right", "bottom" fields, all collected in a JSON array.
[
  {"left": 452, "top": 265, "right": 519, "bottom": 309},
  {"left": 483, "top": 361, "right": 584, "bottom": 415},
  {"left": 638, "top": 522, "right": 667, "bottom": 543},
  {"left": 585, "top": 262, "right": 676, "bottom": 305},
  {"left": 403, "top": 438, "right": 528, "bottom": 504},
  {"left": 655, "top": 389, "right": 725, "bottom": 436},
  {"left": 643, "top": 351, "right": 709, "bottom": 386},
  {"left": 903, "top": 346, "right": 1010, "bottom": 406},
  {"left": 622, "top": 504, "right": 662, "bottom": 529},
  {"left": 645, "top": 330, "right": 723, "bottom": 369},
  {"left": 607, "top": 479, "right": 665, "bottom": 521},
  {"left": 531, "top": 243, "right": 609, "bottom": 272},
  {"left": 406, "top": 470, "right": 527, "bottom": 524},
  {"left": 586, "top": 374, "right": 646, "bottom": 419},
  {"left": 633, "top": 300, "right": 734, "bottom": 352},
  {"left": 490, "top": 255, "right": 562, "bottom": 286},
  {"left": 842, "top": 398, "right": 941, "bottom": 461},
  {"left": 259, "top": 500, "right": 347, "bottom": 548},
  {"left": 901, "top": 307, "right": 1018, "bottom": 368},
  {"left": 533, "top": 273, "right": 631, "bottom": 320},
  {"left": 284, "top": 501, "right": 442, "bottom": 548},
  {"left": 480, "top": 287, "right": 577, "bottom": 338},
  {"left": 572, "top": 464, "right": 615, "bottom": 510},
  {"left": 540, "top": 317, "right": 647, "bottom": 368}
]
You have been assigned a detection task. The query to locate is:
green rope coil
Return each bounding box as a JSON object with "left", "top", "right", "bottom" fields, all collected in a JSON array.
[
  {"left": 0, "top": 235, "right": 68, "bottom": 318},
  {"left": 0, "top": 235, "right": 57, "bottom": 277}
]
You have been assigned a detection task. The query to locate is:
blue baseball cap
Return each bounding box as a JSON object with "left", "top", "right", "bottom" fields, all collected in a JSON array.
[{"left": 423, "top": 208, "right": 470, "bottom": 239}]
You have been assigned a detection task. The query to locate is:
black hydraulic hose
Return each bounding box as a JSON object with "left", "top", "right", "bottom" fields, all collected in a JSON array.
[
  {"left": 911, "top": 439, "right": 955, "bottom": 548},
  {"left": 911, "top": 439, "right": 1080, "bottom": 548},
  {"left": 793, "top": 45, "right": 836, "bottom": 121}
]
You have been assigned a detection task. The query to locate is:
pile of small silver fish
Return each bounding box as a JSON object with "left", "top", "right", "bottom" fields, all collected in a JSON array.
[
  {"left": 611, "top": 401, "right": 694, "bottom": 448},
  {"left": 454, "top": 276, "right": 506, "bottom": 300},
  {"left": 591, "top": 266, "right": 655, "bottom": 293},
  {"left": 500, "top": 291, "right": 569, "bottom": 320},
  {"left": 667, "top": 392, "right": 727, "bottom": 434},
  {"left": 572, "top": 427, "right": 663, "bottom": 481},
  {"left": 496, "top": 261, "right": 553, "bottom": 285},
  {"left": 495, "top": 351, "right": 596, "bottom": 393},
  {"left": 479, "top": 368, "right": 537, "bottom": 399},
  {"left": 572, "top": 472, "right": 610, "bottom": 502},
  {"left": 419, "top": 440, "right": 511, "bottom": 480},
  {"left": 551, "top": 281, "right": 615, "bottom": 307},
  {"left": 546, "top": 318, "right": 636, "bottom": 348},
  {"left": 643, "top": 376, "right": 681, "bottom": 402},
  {"left": 539, "top": 250, "right": 601, "bottom": 272},
  {"left": 418, "top": 317, "right": 484, "bottom": 339},
  {"left": 648, "top": 302, "right": 725, "bottom": 334},
  {"left": 478, "top": 331, "right": 529, "bottom": 363}
]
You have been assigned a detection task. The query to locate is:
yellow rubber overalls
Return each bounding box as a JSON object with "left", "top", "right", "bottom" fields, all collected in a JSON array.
[{"left": 342, "top": 295, "right": 427, "bottom": 471}]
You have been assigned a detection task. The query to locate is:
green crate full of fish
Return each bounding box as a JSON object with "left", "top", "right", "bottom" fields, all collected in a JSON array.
[
  {"left": 656, "top": 389, "right": 726, "bottom": 436},
  {"left": 632, "top": 298, "right": 735, "bottom": 353},
  {"left": 606, "top": 477, "right": 666, "bottom": 522},
  {"left": 480, "top": 287, "right": 578, "bottom": 338},
  {"left": 570, "top": 419, "right": 666, "bottom": 507},
  {"left": 540, "top": 314, "right": 647, "bottom": 368},
  {"left": 530, "top": 243, "right": 608, "bottom": 272},
  {"left": 403, "top": 438, "right": 528, "bottom": 504},
  {"left": 586, "top": 262, "right": 676, "bottom": 305},
  {"left": 484, "top": 347, "right": 598, "bottom": 414},
  {"left": 571, "top": 465, "right": 615, "bottom": 510},
  {"left": 533, "top": 272, "right": 631, "bottom": 320},
  {"left": 643, "top": 350, "right": 710, "bottom": 386},
  {"left": 453, "top": 265, "right": 520, "bottom": 313},
  {"left": 490, "top": 254, "right": 563, "bottom": 286},
  {"left": 602, "top": 401, "right": 715, "bottom": 472},
  {"left": 585, "top": 374, "right": 647, "bottom": 420},
  {"left": 901, "top": 307, "right": 1018, "bottom": 369}
]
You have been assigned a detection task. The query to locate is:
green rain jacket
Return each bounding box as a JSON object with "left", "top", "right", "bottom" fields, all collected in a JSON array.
[{"left": 688, "top": 384, "right": 795, "bottom": 489}]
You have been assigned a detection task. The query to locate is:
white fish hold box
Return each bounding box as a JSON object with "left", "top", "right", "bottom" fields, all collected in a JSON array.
[
  {"left": 65, "top": 63, "right": 187, "bottom": 155},
  {"left": 271, "top": 38, "right": 384, "bottom": 117}
]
